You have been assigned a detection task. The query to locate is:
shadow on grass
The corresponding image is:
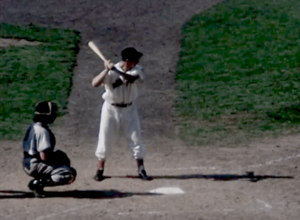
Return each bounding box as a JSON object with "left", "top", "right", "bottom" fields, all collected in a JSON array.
[
  {"left": 115, "top": 172, "right": 293, "bottom": 182},
  {"left": 0, "top": 190, "right": 161, "bottom": 199}
]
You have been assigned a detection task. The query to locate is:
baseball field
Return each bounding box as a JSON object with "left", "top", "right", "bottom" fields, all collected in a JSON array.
[{"left": 1, "top": 0, "right": 300, "bottom": 219}]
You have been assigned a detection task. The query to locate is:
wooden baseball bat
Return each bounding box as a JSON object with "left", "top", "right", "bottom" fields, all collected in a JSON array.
[
  {"left": 88, "top": 41, "right": 126, "bottom": 75},
  {"left": 88, "top": 41, "right": 108, "bottom": 62}
]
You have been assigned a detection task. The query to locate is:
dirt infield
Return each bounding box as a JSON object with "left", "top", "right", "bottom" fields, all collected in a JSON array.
[{"left": 1, "top": 0, "right": 300, "bottom": 219}]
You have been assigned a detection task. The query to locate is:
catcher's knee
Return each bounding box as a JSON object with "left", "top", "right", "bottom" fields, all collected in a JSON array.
[
  {"left": 64, "top": 167, "right": 77, "bottom": 184},
  {"left": 51, "top": 166, "right": 77, "bottom": 185},
  {"left": 68, "top": 167, "right": 77, "bottom": 184}
]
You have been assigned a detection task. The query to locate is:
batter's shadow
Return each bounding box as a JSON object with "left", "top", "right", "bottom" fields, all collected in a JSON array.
[
  {"left": 0, "top": 190, "right": 161, "bottom": 199},
  {"left": 118, "top": 172, "right": 293, "bottom": 182}
]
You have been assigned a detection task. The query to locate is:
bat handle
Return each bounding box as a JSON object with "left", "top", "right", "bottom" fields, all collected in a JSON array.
[
  {"left": 97, "top": 51, "right": 107, "bottom": 63},
  {"left": 100, "top": 54, "right": 108, "bottom": 63}
]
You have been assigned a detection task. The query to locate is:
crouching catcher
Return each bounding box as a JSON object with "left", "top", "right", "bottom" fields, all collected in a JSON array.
[{"left": 22, "top": 101, "right": 77, "bottom": 198}]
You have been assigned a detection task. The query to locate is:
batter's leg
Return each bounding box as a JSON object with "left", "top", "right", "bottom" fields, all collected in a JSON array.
[
  {"left": 94, "top": 159, "right": 105, "bottom": 181},
  {"left": 122, "top": 105, "right": 151, "bottom": 180},
  {"left": 122, "top": 105, "right": 146, "bottom": 159},
  {"left": 95, "top": 101, "right": 120, "bottom": 181}
]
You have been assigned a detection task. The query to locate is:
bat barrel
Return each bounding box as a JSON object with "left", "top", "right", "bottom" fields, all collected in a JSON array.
[{"left": 88, "top": 41, "right": 107, "bottom": 62}]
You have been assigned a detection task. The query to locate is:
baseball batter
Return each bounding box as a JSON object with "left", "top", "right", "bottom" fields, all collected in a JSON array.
[
  {"left": 92, "top": 47, "right": 151, "bottom": 181},
  {"left": 22, "top": 101, "right": 77, "bottom": 197}
]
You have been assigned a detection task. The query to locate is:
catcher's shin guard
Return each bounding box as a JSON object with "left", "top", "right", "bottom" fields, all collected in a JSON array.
[{"left": 51, "top": 166, "right": 77, "bottom": 185}]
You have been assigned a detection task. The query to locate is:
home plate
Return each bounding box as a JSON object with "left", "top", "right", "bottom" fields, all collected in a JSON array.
[{"left": 149, "top": 187, "right": 184, "bottom": 195}]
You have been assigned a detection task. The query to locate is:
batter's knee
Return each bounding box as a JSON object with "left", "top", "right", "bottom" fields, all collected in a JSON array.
[
  {"left": 95, "top": 147, "right": 111, "bottom": 160},
  {"left": 134, "top": 152, "right": 146, "bottom": 160},
  {"left": 132, "top": 145, "right": 146, "bottom": 159}
]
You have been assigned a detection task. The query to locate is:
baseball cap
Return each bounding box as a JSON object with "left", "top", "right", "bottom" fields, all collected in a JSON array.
[{"left": 121, "top": 47, "right": 143, "bottom": 61}]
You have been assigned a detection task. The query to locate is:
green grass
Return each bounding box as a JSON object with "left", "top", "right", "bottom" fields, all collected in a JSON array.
[
  {"left": 176, "top": 0, "right": 300, "bottom": 146},
  {"left": 0, "top": 23, "right": 81, "bottom": 139}
]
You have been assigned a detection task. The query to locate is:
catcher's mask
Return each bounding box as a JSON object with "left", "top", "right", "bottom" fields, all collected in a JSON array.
[{"left": 35, "top": 101, "right": 57, "bottom": 116}]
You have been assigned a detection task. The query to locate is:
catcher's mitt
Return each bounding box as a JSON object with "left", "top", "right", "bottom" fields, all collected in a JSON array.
[{"left": 49, "top": 150, "right": 71, "bottom": 167}]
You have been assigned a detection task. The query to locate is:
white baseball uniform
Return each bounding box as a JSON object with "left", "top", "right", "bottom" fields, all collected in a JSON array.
[{"left": 95, "top": 62, "right": 146, "bottom": 160}]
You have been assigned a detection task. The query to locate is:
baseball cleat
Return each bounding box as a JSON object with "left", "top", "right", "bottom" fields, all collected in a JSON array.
[
  {"left": 138, "top": 169, "right": 153, "bottom": 181},
  {"left": 28, "top": 179, "right": 46, "bottom": 198},
  {"left": 94, "top": 170, "right": 105, "bottom": 181}
]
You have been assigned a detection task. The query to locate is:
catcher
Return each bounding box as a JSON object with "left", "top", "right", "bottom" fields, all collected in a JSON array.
[
  {"left": 22, "top": 101, "right": 77, "bottom": 197},
  {"left": 92, "top": 47, "right": 151, "bottom": 181}
]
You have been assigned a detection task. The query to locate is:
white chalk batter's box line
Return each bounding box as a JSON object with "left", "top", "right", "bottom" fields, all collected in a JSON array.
[
  {"left": 32, "top": 195, "right": 277, "bottom": 220},
  {"left": 30, "top": 191, "right": 280, "bottom": 220},
  {"left": 33, "top": 205, "right": 236, "bottom": 220},
  {"left": 33, "top": 200, "right": 274, "bottom": 220},
  {"left": 117, "top": 199, "right": 274, "bottom": 216},
  {"left": 117, "top": 209, "right": 235, "bottom": 216}
]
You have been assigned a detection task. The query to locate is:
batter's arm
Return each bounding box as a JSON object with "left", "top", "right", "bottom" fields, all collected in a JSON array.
[
  {"left": 92, "top": 60, "right": 114, "bottom": 87},
  {"left": 112, "top": 67, "right": 139, "bottom": 84},
  {"left": 91, "top": 68, "right": 110, "bottom": 87}
]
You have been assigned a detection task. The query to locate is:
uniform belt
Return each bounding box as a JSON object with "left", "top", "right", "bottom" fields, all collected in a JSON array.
[{"left": 111, "top": 103, "right": 132, "bottom": 107}]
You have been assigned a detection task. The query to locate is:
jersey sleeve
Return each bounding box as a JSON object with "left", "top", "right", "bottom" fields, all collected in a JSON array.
[
  {"left": 136, "top": 65, "right": 145, "bottom": 83},
  {"left": 101, "top": 70, "right": 113, "bottom": 85},
  {"left": 139, "top": 69, "right": 145, "bottom": 83},
  {"left": 35, "top": 128, "right": 52, "bottom": 153}
]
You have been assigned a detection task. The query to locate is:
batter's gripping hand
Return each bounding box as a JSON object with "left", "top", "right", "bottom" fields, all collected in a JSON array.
[{"left": 104, "top": 60, "right": 114, "bottom": 70}]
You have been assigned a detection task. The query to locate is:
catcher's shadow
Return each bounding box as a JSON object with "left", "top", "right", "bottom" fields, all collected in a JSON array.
[{"left": 0, "top": 190, "right": 161, "bottom": 199}]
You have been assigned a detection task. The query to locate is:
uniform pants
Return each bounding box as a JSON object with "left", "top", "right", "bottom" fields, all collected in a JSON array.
[
  {"left": 95, "top": 101, "right": 146, "bottom": 160},
  {"left": 23, "top": 150, "right": 76, "bottom": 186}
]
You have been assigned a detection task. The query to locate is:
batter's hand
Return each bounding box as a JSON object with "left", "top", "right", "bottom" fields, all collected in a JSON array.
[{"left": 104, "top": 60, "right": 114, "bottom": 70}]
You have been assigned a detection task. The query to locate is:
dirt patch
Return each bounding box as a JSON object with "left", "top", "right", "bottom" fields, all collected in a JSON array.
[{"left": 0, "top": 38, "right": 41, "bottom": 47}]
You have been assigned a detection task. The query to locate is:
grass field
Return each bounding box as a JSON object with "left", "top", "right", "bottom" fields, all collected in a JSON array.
[
  {"left": 0, "top": 23, "right": 81, "bottom": 139},
  {"left": 176, "top": 0, "right": 300, "bottom": 146}
]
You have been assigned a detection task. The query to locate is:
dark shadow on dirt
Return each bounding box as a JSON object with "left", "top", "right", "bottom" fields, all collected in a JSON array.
[
  {"left": 0, "top": 190, "right": 161, "bottom": 199},
  {"left": 114, "top": 172, "right": 293, "bottom": 182}
]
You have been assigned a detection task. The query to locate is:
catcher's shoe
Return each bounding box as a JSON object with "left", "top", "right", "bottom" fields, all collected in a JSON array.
[
  {"left": 28, "top": 179, "right": 46, "bottom": 198},
  {"left": 94, "top": 170, "right": 105, "bottom": 181}
]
